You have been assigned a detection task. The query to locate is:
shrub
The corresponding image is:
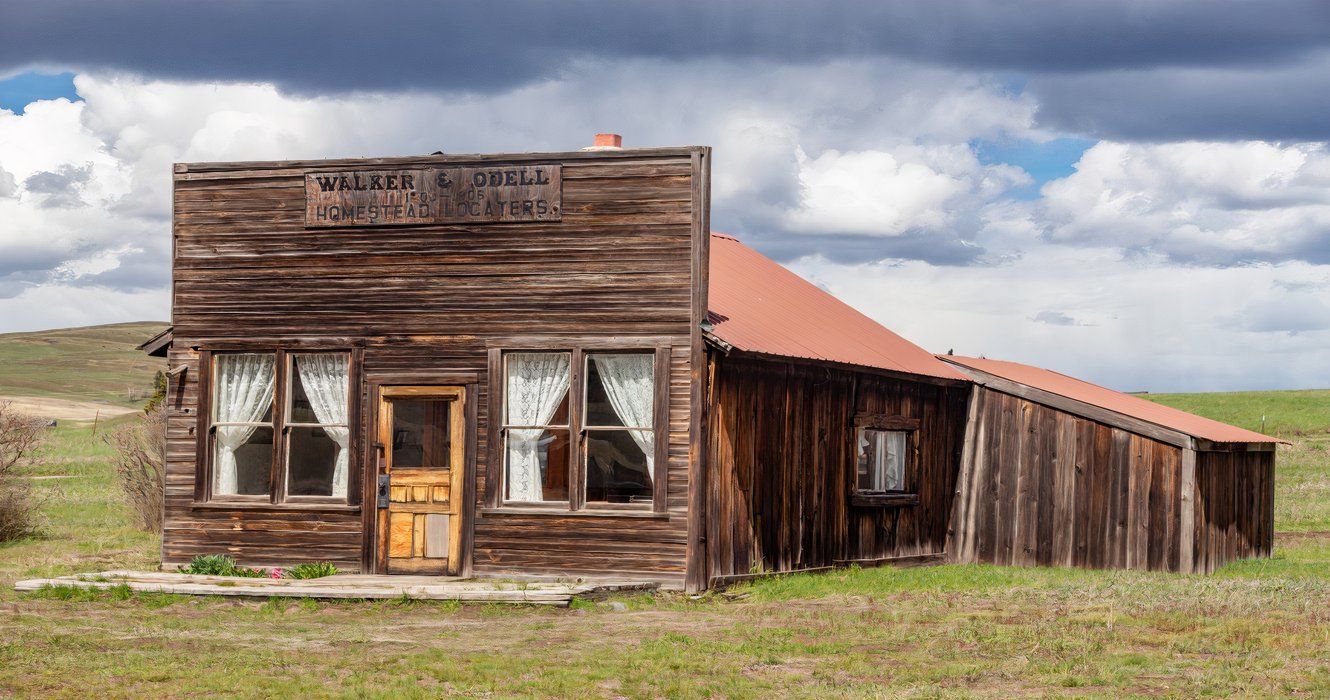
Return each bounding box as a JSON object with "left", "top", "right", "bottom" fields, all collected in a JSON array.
[
  {"left": 0, "top": 401, "right": 47, "bottom": 542},
  {"left": 288, "top": 561, "right": 340, "bottom": 579},
  {"left": 179, "top": 554, "right": 266, "bottom": 578},
  {"left": 103, "top": 407, "right": 165, "bottom": 532}
]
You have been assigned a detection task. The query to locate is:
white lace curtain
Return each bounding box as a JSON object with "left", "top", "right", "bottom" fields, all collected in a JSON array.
[
  {"left": 865, "top": 430, "right": 906, "bottom": 491},
  {"left": 294, "top": 354, "right": 350, "bottom": 497},
  {"left": 591, "top": 354, "right": 655, "bottom": 480},
  {"left": 505, "top": 352, "right": 571, "bottom": 501},
  {"left": 213, "top": 354, "right": 275, "bottom": 495}
]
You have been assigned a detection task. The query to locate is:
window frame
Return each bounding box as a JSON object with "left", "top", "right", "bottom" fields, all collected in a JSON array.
[
  {"left": 487, "top": 343, "right": 670, "bottom": 514},
  {"left": 851, "top": 413, "right": 920, "bottom": 508},
  {"left": 195, "top": 346, "right": 361, "bottom": 510}
]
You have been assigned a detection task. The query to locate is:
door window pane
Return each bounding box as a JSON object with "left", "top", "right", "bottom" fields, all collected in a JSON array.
[
  {"left": 585, "top": 429, "right": 653, "bottom": 504},
  {"left": 391, "top": 398, "right": 452, "bottom": 469},
  {"left": 504, "top": 429, "right": 570, "bottom": 502}
]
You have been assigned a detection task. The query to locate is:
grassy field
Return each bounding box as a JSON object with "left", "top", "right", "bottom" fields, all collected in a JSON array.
[
  {"left": 0, "top": 390, "right": 1327, "bottom": 697},
  {"left": 0, "top": 322, "right": 167, "bottom": 407}
]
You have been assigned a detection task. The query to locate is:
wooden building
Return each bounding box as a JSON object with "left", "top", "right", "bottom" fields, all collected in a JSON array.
[
  {"left": 145, "top": 136, "right": 1278, "bottom": 590},
  {"left": 941, "top": 356, "right": 1281, "bottom": 574},
  {"left": 148, "top": 137, "right": 983, "bottom": 591}
]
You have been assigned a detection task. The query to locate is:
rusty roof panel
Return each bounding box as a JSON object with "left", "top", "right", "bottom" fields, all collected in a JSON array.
[
  {"left": 707, "top": 233, "right": 967, "bottom": 382},
  {"left": 941, "top": 355, "right": 1281, "bottom": 444}
]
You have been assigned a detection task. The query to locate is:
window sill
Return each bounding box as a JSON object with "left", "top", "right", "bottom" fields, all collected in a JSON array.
[
  {"left": 480, "top": 506, "right": 669, "bottom": 520},
  {"left": 850, "top": 492, "right": 919, "bottom": 508},
  {"left": 191, "top": 501, "right": 361, "bottom": 513}
]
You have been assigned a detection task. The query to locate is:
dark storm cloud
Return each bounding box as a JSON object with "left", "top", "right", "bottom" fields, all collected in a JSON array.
[
  {"left": 1030, "top": 56, "right": 1330, "bottom": 141},
  {"left": 23, "top": 162, "right": 92, "bottom": 208},
  {"left": 3, "top": 0, "right": 1329, "bottom": 94}
]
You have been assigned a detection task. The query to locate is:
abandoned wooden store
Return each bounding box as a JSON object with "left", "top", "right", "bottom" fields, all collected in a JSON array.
[{"left": 142, "top": 135, "right": 1279, "bottom": 591}]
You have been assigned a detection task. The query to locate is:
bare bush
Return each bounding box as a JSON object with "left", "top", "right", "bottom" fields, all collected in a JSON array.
[
  {"left": 0, "top": 401, "right": 47, "bottom": 541},
  {"left": 105, "top": 407, "right": 166, "bottom": 532}
]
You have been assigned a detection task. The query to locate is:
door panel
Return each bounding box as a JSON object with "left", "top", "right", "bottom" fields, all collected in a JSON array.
[{"left": 376, "top": 386, "right": 466, "bottom": 575}]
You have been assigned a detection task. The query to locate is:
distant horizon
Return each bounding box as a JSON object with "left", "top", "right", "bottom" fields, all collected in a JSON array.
[{"left": 3, "top": 319, "right": 1325, "bottom": 397}]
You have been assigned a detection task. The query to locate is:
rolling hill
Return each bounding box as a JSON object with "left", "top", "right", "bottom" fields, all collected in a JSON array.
[{"left": 0, "top": 321, "right": 167, "bottom": 409}]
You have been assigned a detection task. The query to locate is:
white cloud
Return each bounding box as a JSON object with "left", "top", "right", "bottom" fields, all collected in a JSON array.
[
  {"left": 790, "top": 247, "right": 1330, "bottom": 392},
  {"left": 783, "top": 145, "right": 1030, "bottom": 237},
  {"left": 1042, "top": 140, "right": 1330, "bottom": 264}
]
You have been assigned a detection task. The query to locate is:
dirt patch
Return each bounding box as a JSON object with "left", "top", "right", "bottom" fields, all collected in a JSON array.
[{"left": 0, "top": 395, "right": 138, "bottom": 422}]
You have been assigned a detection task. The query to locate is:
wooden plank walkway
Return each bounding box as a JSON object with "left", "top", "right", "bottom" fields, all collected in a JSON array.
[{"left": 13, "top": 571, "right": 657, "bottom": 606}]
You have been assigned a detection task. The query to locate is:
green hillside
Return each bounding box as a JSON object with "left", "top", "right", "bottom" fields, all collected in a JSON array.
[
  {"left": 0, "top": 322, "right": 168, "bottom": 407},
  {"left": 1145, "top": 389, "right": 1330, "bottom": 436}
]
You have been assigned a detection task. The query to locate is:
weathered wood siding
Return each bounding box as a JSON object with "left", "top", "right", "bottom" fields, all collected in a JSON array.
[
  {"left": 1193, "top": 449, "right": 1274, "bottom": 573},
  {"left": 703, "top": 353, "right": 970, "bottom": 581},
  {"left": 164, "top": 149, "right": 708, "bottom": 586},
  {"left": 949, "top": 386, "right": 1273, "bottom": 573}
]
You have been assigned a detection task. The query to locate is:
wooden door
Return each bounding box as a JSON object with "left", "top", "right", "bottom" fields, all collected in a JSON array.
[{"left": 375, "top": 386, "right": 466, "bottom": 574}]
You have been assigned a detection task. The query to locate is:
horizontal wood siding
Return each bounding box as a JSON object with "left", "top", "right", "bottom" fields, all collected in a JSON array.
[
  {"left": 1193, "top": 450, "right": 1275, "bottom": 573},
  {"left": 704, "top": 353, "right": 969, "bottom": 580},
  {"left": 949, "top": 387, "right": 1273, "bottom": 574},
  {"left": 164, "top": 150, "right": 705, "bottom": 583}
]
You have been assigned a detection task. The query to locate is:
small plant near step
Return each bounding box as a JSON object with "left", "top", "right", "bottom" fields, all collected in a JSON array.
[
  {"left": 287, "top": 561, "right": 339, "bottom": 580},
  {"left": 178, "top": 554, "right": 265, "bottom": 578}
]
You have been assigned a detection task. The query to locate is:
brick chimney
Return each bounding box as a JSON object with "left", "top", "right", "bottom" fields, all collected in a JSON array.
[{"left": 582, "top": 133, "right": 623, "bottom": 151}]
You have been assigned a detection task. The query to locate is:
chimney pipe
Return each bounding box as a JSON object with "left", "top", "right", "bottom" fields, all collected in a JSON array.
[{"left": 582, "top": 133, "right": 623, "bottom": 151}]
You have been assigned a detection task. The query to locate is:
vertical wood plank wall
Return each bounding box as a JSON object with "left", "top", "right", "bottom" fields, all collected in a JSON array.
[
  {"left": 164, "top": 149, "right": 707, "bottom": 585},
  {"left": 703, "top": 353, "right": 970, "bottom": 580},
  {"left": 948, "top": 386, "right": 1274, "bottom": 573},
  {"left": 1193, "top": 450, "right": 1275, "bottom": 573}
]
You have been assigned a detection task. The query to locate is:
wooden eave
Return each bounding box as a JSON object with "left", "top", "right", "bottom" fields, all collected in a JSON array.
[{"left": 138, "top": 326, "right": 174, "bottom": 358}]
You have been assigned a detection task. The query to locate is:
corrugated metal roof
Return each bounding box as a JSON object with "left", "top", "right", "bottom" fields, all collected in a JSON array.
[
  {"left": 707, "top": 233, "right": 967, "bottom": 382},
  {"left": 941, "top": 355, "right": 1282, "bottom": 444}
]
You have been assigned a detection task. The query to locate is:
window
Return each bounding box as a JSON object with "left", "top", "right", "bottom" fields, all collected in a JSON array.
[
  {"left": 852, "top": 413, "right": 918, "bottom": 507},
  {"left": 856, "top": 428, "right": 907, "bottom": 492},
  {"left": 211, "top": 353, "right": 276, "bottom": 497},
  {"left": 206, "top": 351, "right": 351, "bottom": 502},
  {"left": 499, "top": 348, "right": 660, "bottom": 510},
  {"left": 285, "top": 353, "right": 351, "bottom": 498}
]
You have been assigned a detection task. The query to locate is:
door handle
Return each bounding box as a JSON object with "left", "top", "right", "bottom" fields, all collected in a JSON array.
[{"left": 376, "top": 474, "right": 391, "bottom": 509}]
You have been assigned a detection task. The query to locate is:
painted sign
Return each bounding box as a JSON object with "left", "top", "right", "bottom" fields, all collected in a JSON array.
[{"left": 305, "top": 164, "right": 562, "bottom": 227}]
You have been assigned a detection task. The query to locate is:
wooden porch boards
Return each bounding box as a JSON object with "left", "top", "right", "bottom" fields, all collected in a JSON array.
[{"left": 14, "top": 571, "right": 657, "bottom": 606}]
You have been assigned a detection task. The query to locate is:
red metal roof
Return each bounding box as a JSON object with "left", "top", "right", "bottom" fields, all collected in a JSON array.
[
  {"left": 941, "top": 355, "right": 1281, "bottom": 444},
  {"left": 707, "top": 233, "right": 967, "bottom": 382}
]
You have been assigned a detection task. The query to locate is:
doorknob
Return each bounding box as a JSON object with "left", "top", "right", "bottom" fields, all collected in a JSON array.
[{"left": 376, "top": 474, "right": 391, "bottom": 509}]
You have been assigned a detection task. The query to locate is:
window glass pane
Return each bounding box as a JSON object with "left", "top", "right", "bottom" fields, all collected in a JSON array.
[
  {"left": 856, "top": 428, "right": 908, "bottom": 492},
  {"left": 287, "top": 426, "right": 346, "bottom": 497},
  {"left": 856, "top": 429, "right": 875, "bottom": 491},
  {"left": 585, "top": 353, "right": 654, "bottom": 428},
  {"left": 585, "top": 429, "right": 653, "bottom": 504},
  {"left": 883, "top": 431, "right": 907, "bottom": 491},
  {"left": 505, "top": 429, "right": 569, "bottom": 502},
  {"left": 504, "top": 352, "right": 571, "bottom": 426},
  {"left": 214, "top": 426, "right": 272, "bottom": 496},
  {"left": 213, "top": 353, "right": 275, "bottom": 424},
  {"left": 289, "top": 353, "right": 349, "bottom": 425},
  {"left": 391, "top": 398, "right": 451, "bottom": 469}
]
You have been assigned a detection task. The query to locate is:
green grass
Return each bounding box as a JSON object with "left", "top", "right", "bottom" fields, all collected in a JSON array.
[
  {"left": 0, "top": 390, "right": 1326, "bottom": 696},
  {"left": 0, "top": 321, "right": 166, "bottom": 407},
  {"left": 1146, "top": 388, "right": 1330, "bottom": 436}
]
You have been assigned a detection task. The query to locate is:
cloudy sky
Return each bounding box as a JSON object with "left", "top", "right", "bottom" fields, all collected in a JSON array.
[{"left": 1, "top": 0, "right": 1328, "bottom": 392}]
